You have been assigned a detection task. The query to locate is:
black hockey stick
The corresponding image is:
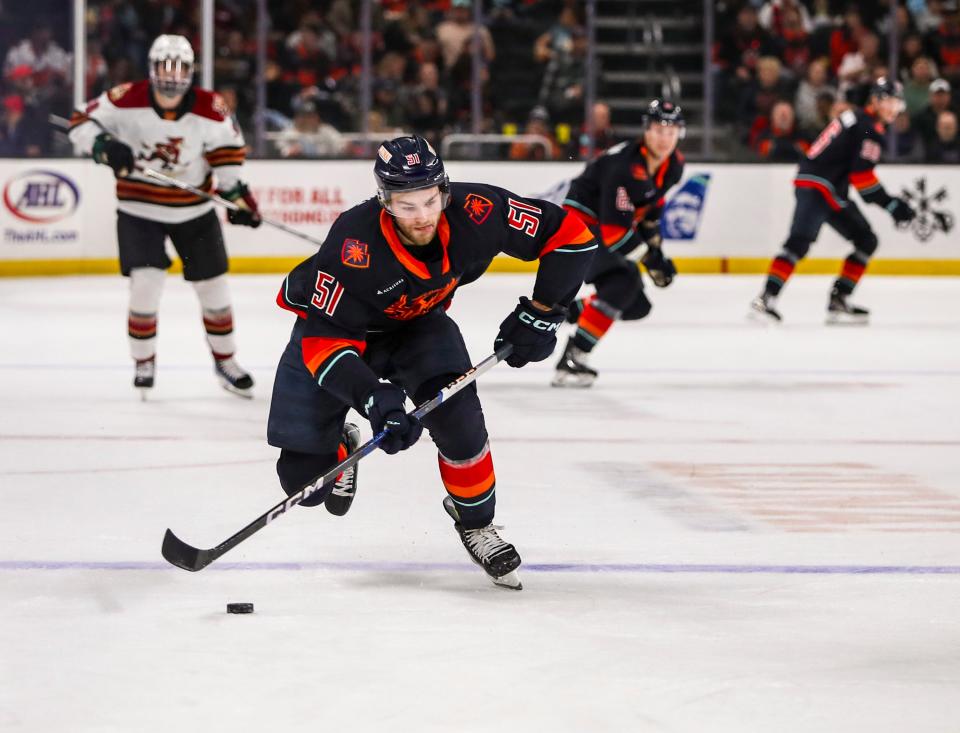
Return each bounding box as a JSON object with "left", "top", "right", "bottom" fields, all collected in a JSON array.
[
  {"left": 161, "top": 344, "right": 512, "bottom": 571},
  {"left": 55, "top": 112, "right": 326, "bottom": 248}
]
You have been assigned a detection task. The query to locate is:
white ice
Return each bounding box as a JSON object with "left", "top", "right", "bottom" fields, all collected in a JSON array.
[{"left": 1, "top": 273, "right": 959, "bottom": 732}]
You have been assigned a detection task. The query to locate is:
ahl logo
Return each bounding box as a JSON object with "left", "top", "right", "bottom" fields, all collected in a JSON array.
[
  {"left": 900, "top": 177, "right": 954, "bottom": 243},
  {"left": 3, "top": 169, "right": 80, "bottom": 224}
]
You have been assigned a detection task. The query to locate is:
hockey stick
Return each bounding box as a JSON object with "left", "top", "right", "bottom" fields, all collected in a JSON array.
[
  {"left": 56, "top": 112, "right": 326, "bottom": 248},
  {"left": 161, "top": 344, "right": 513, "bottom": 572}
]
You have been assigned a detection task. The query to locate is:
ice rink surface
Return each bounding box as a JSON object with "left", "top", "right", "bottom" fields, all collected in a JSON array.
[{"left": 2, "top": 272, "right": 959, "bottom": 732}]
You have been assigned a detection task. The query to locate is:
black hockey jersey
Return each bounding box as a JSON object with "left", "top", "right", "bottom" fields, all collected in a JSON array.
[
  {"left": 277, "top": 182, "right": 597, "bottom": 410},
  {"left": 795, "top": 107, "right": 894, "bottom": 211},
  {"left": 563, "top": 141, "right": 684, "bottom": 253}
]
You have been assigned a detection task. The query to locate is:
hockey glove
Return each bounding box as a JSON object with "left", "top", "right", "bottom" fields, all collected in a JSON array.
[
  {"left": 494, "top": 296, "right": 565, "bottom": 368},
  {"left": 363, "top": 384, "right": 423, "bottom": 455},
  {"left": 638, "top": 219, "right": 662, "bottom": 248},
  {"left": 887, "top": 197, "right": 916, "bottom": 225},
  {"left": 220, "top": 182, "right": 262, "bottom": 228},
  {"left": 92, "top": 133, "right": 135, "bottom": 177},
  {"left": 641, "top": 245, "right": 677, "bottom": 288}
]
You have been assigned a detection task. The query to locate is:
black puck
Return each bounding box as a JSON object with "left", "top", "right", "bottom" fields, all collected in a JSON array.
[{"left": 227, "top": 603, "right": 254, "bottom": 614}]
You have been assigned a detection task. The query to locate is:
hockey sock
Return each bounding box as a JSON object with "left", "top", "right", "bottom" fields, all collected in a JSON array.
[
  {"left": 566, "top": 294, "right": 594, "bottom": 324},
  {"left": 192, "top": 275, "right": 236, "bottom": 359},
  {"left": 128, "top": 267, "right": 165, "bottom": 362},
  {"left": 439, "top": 441, "right": 496, "bottom": 529},
  {"left": 764, "top": 249, "right": 798, "bottom": 297},
  {"left": 833, "top": 251, "right": 869, "bottom": 296},
  {"left": 572, "top": 298, "right": 620, "bottom": 353}
]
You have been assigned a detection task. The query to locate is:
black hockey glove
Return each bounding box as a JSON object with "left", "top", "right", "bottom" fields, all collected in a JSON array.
[
  {"left": 220, "top": 182, "right": 262, "bottom": 228},
  {"left": 638, "top": 219, "right": 662, "bottom": 248},
  {"left": 92, "top": 133, "right": 134, "bottom": 177},
  {"left": 887, "top": 197, "right": 916, "bottom": 225},
  {"left": 641, "top": 246, "right": 677, "bottom": 288},
  {"left": 363, "top": 384, "right": 423, "bottom": 455},
  {"left": 494, "top": 296, "right": 565, "bottom": 368}
]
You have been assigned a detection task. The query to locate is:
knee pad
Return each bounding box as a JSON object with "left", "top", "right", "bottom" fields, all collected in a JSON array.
[
  {"left": 853, "top": 229, "right": 878, "bottom": 258},
  {"left": 192, "top": 274, "right": 231, "bottom": 310},
  {"left": 415, "top": 375, "right": 488, "bottom": 461},
  {"left": 621, "top": 290, "right": 652, "bottom": 321},
  {"left": 783, "top": 235, "right": 812, "bottom": 261},
  {"left": 129, "top": 267, "right": 166, "bottom": 312},
  {"left": 593, "top": 265, "right": 641, "bottom": 311},
  {"left": 276, "top": 448, "right": 337, "bottom": 507}
]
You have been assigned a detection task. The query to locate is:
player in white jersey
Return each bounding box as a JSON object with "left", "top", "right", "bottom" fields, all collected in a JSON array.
[{"left": 68, "top": 35, "right": 260, "bottom": 398}]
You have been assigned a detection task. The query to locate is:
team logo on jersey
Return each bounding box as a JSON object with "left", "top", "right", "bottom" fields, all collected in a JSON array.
[
  {"left": 615, "top": 186, "right": 633, "bottom": 212},
  {"left": 211, "top": 93, "right": 231, "bottom": 120},
  {"left": 631, "top": 164, "right": 648, "bottom": 180},
  {"left": 341, "top": 238, "right": 370, "bottom": 268},
  {"left": 384, "top": 278, "right": 459, "bottom": 320},
  {"left": 108, "top": 82, "right": 133, "bottom": 102},
  {"left": 463, "top": 193, "right": 493, "bottom": 224},
  {"left": 140, "top": 137, "right": 184, "bottom": 170},
  {"left": 900, "top": 177, "right": 954, "bottom": 243},
  {"left": 2, "top": 169, "right": 80, "bottom": 224}
]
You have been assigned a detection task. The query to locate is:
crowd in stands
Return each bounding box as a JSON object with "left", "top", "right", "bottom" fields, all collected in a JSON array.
[
  {"left": 2, "top": 0, "right": 959, "bottom": 163},
  {"left": 714, "top": 0, "right": 960, "bottom": 163}
]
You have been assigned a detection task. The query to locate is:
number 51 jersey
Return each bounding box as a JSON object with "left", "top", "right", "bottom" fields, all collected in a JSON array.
[{"left": 276, "top": 181, "right": 597, "bottom": 409}]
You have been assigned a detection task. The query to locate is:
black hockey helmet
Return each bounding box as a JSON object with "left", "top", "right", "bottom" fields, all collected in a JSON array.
[
  {"left": 374, "top": 135, "right": 450, "bottom": 213},
  {"left": 642, "top": 99, "right": 686, "bottom": 139},
  {"left": 869, "top": 76, "right": 904, "bottom": 101}
]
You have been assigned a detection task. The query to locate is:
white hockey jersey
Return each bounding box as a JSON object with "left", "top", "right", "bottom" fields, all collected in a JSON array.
[{"left": 69, "top": 80, "right": 247, "bottom": 224}]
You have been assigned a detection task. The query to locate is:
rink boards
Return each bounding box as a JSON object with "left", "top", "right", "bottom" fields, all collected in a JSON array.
[{"left": 0, "top": 159, "right": 957, "bottom": 276}]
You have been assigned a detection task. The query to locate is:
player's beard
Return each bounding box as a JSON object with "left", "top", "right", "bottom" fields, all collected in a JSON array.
[{"left": 395, "top": 217, "right": 439, "bottom": 246}]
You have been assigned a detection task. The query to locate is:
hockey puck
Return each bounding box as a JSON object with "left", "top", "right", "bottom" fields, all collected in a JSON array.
[{"left": 226, "top": 603, "right": 254, "bottom": 614}]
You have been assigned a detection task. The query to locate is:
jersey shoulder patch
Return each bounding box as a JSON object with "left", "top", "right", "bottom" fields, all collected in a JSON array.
[
  {"left": 839, "top": 109, "right": 858, "bottom": 128},
  {"left": 604, "top": 141, "right": 630, "bottom": 157},
  {"left": 108, "top": 80, "right": 151, "bottom": 108},
  {"left": 190, "top": 88, "right": 230, "bottom": 122}
]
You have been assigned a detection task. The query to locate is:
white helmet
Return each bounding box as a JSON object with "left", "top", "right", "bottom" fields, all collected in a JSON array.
[{"left": 148, "top": 35, "right": 194, "bottom": 97}]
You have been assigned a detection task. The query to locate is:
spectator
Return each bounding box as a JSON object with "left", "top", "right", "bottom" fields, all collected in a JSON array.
[
  {"left": 758, "top": 0, "right": 814, "bottom": 35},
  {"left": 904, "top": 57, "right": 938, "bottom": 115},
  {"left": 566, "top": 101, "right": 618, "bottom": 160},
  {"left": 509, "top": 105, "right": 560, "bottom": 160},
  {"left": 925, "top": 109, "right": 960, "bottom": 162},
  {"left": 3, "top": 22, "right": 71, "bottom": 90},
  {"left": 828, "top": 6, "right": 866, "bottom": 74},
  {"left": 795, "top": 57, "right": 837, "bottom": 134},
  {"left": 913, "top": 78, "right": 956, "bottom": 150},
  {"left": 755, "top": 100, "right": 810, "bottom": 161},
  {"left": 891, "top": 111, "right": 922, "bottom": 161},
  {"left": 772, "top": 5, "right": 812, "bottom": 76},
  {"left": 436, "top": 0, "right": 495, "bottom": 71},
  {"left": 533, "top": 6, "right": 582, "bottom": 65},
  {"left": 273, "top": 95, "right": 345, "bottom": 159},
  {"left": 899, "top": 32, "right": 926, "bottom": 76},
  {"left": 714, "top": 4, "right": 781, "bottom": 84},
  {"left": 0, "top": 94, "right": 43, "bottom": 157},
  {"left": 372, "top": 79, "right": 406, "bottom": 130},
  {"left": 537, "top": 26, "right": 588, "bottom": 124},
  {"left": 929, "top": 5, "right": 960, "bottom": 84},
  {"left": 402, "top": 61, "right": 448, "bottom": 145},
  {"left": 739, "top": 56, "right": 793, "bottom": 145}
]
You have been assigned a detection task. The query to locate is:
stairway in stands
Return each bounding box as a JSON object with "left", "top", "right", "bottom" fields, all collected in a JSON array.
[{"left": 596, "top": 0, "right": 731, "bottom": 159}]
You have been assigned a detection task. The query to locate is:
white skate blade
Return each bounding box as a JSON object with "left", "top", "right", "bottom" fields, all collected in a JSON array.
[
  {"left": 136, "top": 387, "right": 150, "bottom": 402},
  {"left": 217, "top": 378, "right": 254, "bottom": 399},
  {"left": 551, "top": 371, "right": 595, "bottom": 388},
  {"left": 747, "top": 304, "right": 781, "bottom": 325},
  {"left": 825, "top": 311, "right": 869, "bottom": 326},
  {"left": 491, "top": 569, "right": 522, "bottom": 590}
]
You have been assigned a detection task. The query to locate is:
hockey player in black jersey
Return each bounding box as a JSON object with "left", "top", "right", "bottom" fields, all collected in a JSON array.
[
  {"left": 553, "top": 99, "right": 685, "bottom": 387},
  {"left": 267, "top": 135, "right": 597, "bottom": 589},
  {"left": 751, "top": 78, "right": 917, "bottom": 324}
]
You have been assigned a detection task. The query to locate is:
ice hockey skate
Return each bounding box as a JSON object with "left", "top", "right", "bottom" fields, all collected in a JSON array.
[
  {"left": 826, "top": 288, "right": 869, "bottom": 325},
  {"left": 443, "top": 496, "right": 522, "bottom": 590},
  {"left": 551, "top": 337, "right": 598, "bottom": 388},
  {"left": 133, "top": 358, "right": 155, "bottom": 400},
  {"left": 323, "top": 422, "right": 362, "bottom": 516},
  {"left": 214, "top": 356, "right": 254, "bottom": 398},
  {"left": 749, "top": 293, "right": 782, "bottom": 323}
]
